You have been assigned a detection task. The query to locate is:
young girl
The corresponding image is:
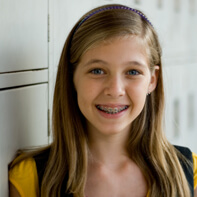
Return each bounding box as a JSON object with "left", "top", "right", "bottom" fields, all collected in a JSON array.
[{"left": 9, "top": 4, "right": 197, "bottom": 197}]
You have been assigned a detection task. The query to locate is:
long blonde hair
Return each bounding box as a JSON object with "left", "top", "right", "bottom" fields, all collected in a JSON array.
[{"left": 11, "top": 4, "right": 192, "bottom": 197}]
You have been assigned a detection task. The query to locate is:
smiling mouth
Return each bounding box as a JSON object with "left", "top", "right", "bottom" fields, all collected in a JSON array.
[{"left": 96, "top": 105, "right": 129, "bottom": 114}]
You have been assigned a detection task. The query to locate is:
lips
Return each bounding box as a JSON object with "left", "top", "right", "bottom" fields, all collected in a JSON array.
[{"left": 96, "top": 105, "right": 129, "bottom": 114}]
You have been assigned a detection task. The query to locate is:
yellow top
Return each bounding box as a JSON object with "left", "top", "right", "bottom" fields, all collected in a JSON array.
[
  {"left": 194, "top": 152, "right": 197, "bottom": 189},
  {"left": 9, "top": 152, "right": 197, "bottom": 197},
  {"left": 9, "top": 157, "right": 39, "bottom": 197}
]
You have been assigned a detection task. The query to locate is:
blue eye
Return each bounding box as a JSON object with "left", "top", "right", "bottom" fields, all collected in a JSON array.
[
  {"left": 90, "top": 69, "right": 104, "bottom": 75},
  {"left": 127, "top": 70, "right": 140, "bottom": 75}
]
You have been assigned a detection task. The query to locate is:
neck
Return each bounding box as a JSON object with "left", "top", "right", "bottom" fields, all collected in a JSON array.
[{"left": 87, "top": 132, "right": 130, "bottom": 168}]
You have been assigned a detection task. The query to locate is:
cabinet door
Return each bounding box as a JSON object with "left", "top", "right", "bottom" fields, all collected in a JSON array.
[
  {"left": 0, "top": 84, "right": 48, "bottom": 196},
  {"left": 0, "top": 0, "right": 48, "bottom": 72},
  {"left": 52, "top": 0, "right": 95, "bottom": 68}
]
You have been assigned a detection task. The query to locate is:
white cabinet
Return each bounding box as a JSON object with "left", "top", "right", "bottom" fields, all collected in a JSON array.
[
  {"left": 0, "top": 0, "right": 49, "bottom": 196},
  {"left": 0, "top": 84, "right": 48, "bottom": 196},
  {"left": 0, "top": 0, "right": 48, "bottom": 72}
]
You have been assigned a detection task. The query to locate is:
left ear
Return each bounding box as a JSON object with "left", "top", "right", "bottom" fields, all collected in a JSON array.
[{"left": 148, "top": 65, "right": 160, "bottom": 93}]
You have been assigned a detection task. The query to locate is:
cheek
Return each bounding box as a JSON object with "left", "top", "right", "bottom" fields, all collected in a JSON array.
[
  {"left": 76, "top": 81, "right": 97, "bottom": 108},
  {"left": 76, "top": 91, "right": 90, "bottom": 119},
  {"left": 127, "top": 80, "right": 149, "bottom": 97},
  {"left": 127, "top": 81, "right": 149, "bottom": 111}
]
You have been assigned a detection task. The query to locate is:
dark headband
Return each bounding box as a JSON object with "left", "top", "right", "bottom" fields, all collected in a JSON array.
[{"left": 75, "top": 5, "right": 153, "bottom": 33}]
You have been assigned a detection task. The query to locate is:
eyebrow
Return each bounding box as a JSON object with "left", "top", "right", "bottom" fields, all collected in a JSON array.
[
  {"left": 83, "top": 59, "right": 147, "bottom": 68},
  {"left": 83, "top": 59, "right": 108, "bottom": 67},
  {"left": 125, "top": 61, "right": 147, "bottom": 68}
]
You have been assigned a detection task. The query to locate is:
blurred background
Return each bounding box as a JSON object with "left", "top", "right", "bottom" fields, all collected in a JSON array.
[{"left": 0, "top": 0, "right": 197, "bottom": 196}]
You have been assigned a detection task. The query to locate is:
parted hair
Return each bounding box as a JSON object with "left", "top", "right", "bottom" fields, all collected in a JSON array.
[{"left": 10, "top": 4, "right": 191, "bottom": 197}]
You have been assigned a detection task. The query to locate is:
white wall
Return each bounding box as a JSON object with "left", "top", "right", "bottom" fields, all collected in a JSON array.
[{"left": 1, "top": 0, "right": 197, "bottom": 195}]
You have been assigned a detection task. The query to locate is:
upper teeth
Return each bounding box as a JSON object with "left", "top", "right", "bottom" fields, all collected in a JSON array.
[{"left": 96, "top": 106, "right": 128, "bottom": 114}]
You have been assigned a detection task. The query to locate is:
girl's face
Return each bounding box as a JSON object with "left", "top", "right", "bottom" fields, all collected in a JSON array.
[{"left": 74, "top": 36, "right": 158, "bottom": 138}]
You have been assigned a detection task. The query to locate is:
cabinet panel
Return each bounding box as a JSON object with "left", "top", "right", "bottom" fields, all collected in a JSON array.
[
  {"left": 0, "top": 0, "right": 48, "bottom": 72},
  {"left": 0, "top": 69, "right": 48, "bottom": 89},
  {"left": 0, "top": 84, "right": 48, "bottom": 196},
  {"left": 52, "top": 0, "right": 95, "bottom": 68}
]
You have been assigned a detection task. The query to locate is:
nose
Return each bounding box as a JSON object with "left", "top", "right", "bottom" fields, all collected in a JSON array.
[{"left": 104, "top": 75, "right": 125, "bottom": 98}]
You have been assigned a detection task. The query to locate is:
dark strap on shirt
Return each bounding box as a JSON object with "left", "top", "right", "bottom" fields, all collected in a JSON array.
[
  {"left": 34, "top": 146, "right": 194, "bottom": 196},
  {"left": 33, "top": 148, "right": 50, "bottom": 189},
  {"left": 33, "top": 148, "right": 71, "bottom": 196},
  {"left": 174, "top": 145, "right": 194, "bottom": 197}
]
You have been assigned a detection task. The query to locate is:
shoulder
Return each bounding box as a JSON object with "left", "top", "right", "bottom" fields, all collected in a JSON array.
[
  {"left": 9, "top": 157, "right": 37, "bottom": 179},
  {"left": 174, "top": 145, "right": 196, "bottom": 167},
  {"left": 174, "top": 145, "right": 195, "bottom": 195},
  {"left": 9, "top": 157, "right": 39, "bottom": 197},
  {"left": 9, "top": 147, "right": 51, "bottom": 197},
  {"left": 193, "top": 152, "right": 197, "bottom": 164},
  {"left": 174, "top": 145, "right": 197, "bottom": 194},
  {"left": 193, "top": 152, "right": 197, "bottom": 190},
  {"left": 174, "top": 145, "right": 193, "bottom": 160},
  {"left": 9, "top": 147, "right": 51, "bottom": 180}
]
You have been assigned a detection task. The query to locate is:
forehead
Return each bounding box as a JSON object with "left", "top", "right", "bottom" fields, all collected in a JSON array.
[
  {"left": 77, "top": 35, "right": 149, "bottom": 69},
  {"left": 80, "top": 35, "right": 149, "bottom": 63},
  {"left": 90, "top": 35, "right": 145, "bottom": 48}
]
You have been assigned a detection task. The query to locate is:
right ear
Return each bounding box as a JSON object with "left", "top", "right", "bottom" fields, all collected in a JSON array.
[{"left": 148, "top": 65, "right": 160, "bottom": 93}]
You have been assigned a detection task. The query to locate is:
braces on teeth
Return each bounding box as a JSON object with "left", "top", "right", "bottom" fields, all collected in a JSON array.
[{"left": 96, "top": 106, "right": 128, "bottom": 114}]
